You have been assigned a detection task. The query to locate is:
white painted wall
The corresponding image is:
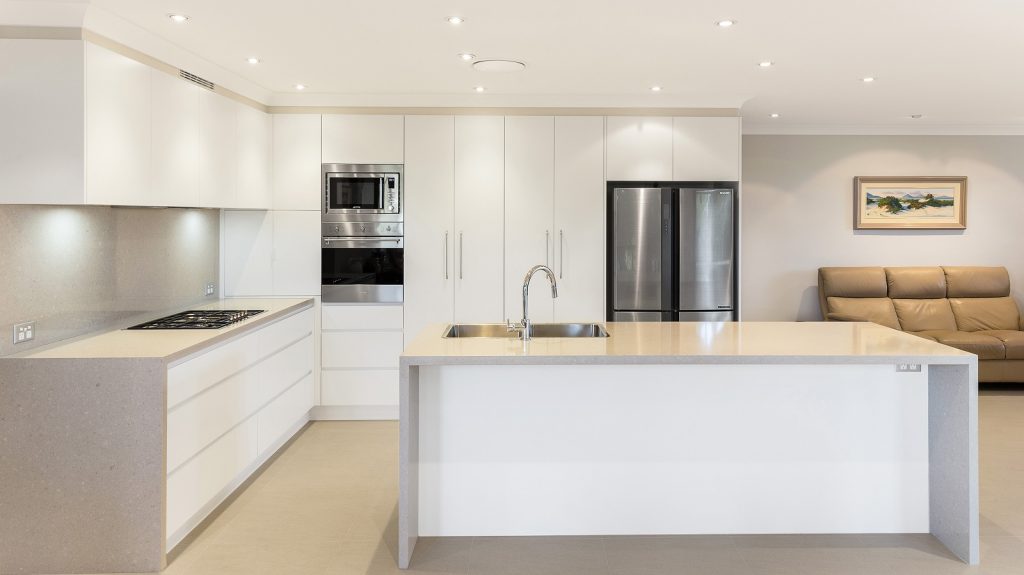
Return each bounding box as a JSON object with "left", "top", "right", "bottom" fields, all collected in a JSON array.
[{"left": 741, "top": 135, "right": 1024, "bottom": 320}]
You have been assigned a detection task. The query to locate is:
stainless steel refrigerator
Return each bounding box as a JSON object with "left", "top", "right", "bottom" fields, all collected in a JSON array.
[{"left": 608, "top": 185, "right": 737, "bottom": 321}]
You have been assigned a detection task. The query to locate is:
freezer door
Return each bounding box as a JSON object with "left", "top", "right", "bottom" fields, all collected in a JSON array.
[
  {"left": 678, "top": 188, "right": 734, "bottom": 310},
  {"left": 612, "top": 188, "right": 667, "bottom": 312}
]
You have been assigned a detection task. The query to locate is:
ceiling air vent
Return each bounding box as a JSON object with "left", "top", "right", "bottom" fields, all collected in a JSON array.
[{"left": 179, "top": 69, "right": 215, "bottom": 91}]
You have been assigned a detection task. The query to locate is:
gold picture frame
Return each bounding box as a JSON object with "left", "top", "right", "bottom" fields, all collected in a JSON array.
[{"left": 854, "top": 176, "right": 967, "bottom": 230}]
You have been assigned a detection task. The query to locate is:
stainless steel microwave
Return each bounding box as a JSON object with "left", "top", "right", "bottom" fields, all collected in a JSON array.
[{"left": 322, "top": 163, "right": 403, "bottom": 224}]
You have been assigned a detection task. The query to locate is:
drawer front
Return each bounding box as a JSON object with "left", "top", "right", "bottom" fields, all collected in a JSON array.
[
  {"left": 167, "top": 367, "right": 261, "bottom": 473},
  {"left": 321, "top": 369, "right": 398, "bottom": 406},
  {"left": 322, "top": 304, "right": 403, "bottom": 331},
  {"left": 258, "top": 373, "right": 314, "bottom": 455},
  {"left": 260, "top": 334, "right": 314, "bottom": 402},
  {"left": 167, "top": 331, "right": 260, "bottom": 409},
  {"left": 166, "top": 417, "right": 258, "bottom": 538},
  {"left": 259, "top": 308, "right": 314, "bottom": 355},
  {"left": 322, "top": 331, "right": 404, "bottom": 368}
]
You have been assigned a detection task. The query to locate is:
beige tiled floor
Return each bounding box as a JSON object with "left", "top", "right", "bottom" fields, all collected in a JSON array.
[{"left": 148, "top": 388, "right": 1024, "bottom": 575}]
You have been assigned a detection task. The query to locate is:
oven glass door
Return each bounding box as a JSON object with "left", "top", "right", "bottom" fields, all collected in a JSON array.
[
  {"left": 322, "top": 238, "right": 404, "bottom": 286},
  {"left": 327, "top": 175, "right": 385, "bottom": 211}
]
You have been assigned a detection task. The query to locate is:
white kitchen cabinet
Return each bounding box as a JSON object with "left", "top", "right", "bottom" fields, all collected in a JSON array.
[
  {"left": 605, "top": 116, "right": 673, "bottom": 181},
  {"left": 554, "top": 116, "right": 607, "bottom": 322},
  {"left": 672, "top": 117, "right": 741, "bottom": 181},
  {"left": 319, "top": 304, "right": 403, "bottom": 419},
  {"left": 273, "top": 114, "right": 322, "bottom": 210},
  {"left": 166, "top": 307, "right": 314, "bottom": 547},
  {"left": 322, "top": 114, "right": 404, "bottom": 164},
  {"left": 223, "top": 210, "right": 274, "bottom": 296},
  {"left": 454, "top": 116, "right": 505, "bottom": 323},
  {"left": 504, "top": 116, "right": 555, "bottom": 323},
  {"left": 223, "top": 210, "right": 319, "bottom": 297},
  {"left": 199, "top": 89, "right": 238, "bottom": 208},
  {"left": 272, "top": 210, "right": 321, "bottom": 296},
  {"left": 0, "top": 39, "right": 84, "bottom": 204},
  {"left": 85, "top": 42, "right": 151, "bottom": 206},
  {"left": 236, "top": 104, "right": 273, "bottom": 209},
  {"left": 150, "top": 70, "right": 200, "bottom": 207},
  {"left": 403, "top": 115, "right": 455, "bottom": 346}
]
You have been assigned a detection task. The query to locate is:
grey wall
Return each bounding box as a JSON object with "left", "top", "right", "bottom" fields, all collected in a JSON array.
[
  {"left": 741, "top": 135, "right": 1024, "bottom": 321},
  {"left": 0, "top": 206, "right": 219, "bottom": 356}
]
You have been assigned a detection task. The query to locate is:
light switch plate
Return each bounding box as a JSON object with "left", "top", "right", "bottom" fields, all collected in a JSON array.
[{"left": 13, "top": 321, "right": 35, "bottom": 344}]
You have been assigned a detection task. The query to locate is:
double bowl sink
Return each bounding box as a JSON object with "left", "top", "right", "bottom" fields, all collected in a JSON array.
[{"left": 443, "top": 323, "right": 609, "bottom": 338}]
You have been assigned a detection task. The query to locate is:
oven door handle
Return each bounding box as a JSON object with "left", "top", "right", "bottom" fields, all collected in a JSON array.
[{"left": 322, "top": 237, "right": 404, "bottom": 249}]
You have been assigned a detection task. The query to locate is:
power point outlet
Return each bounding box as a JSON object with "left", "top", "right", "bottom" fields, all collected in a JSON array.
[
  {"left": 13, "top": 321, "right": 35, "bottom": 344},
  {"left": 205, "top": 283, "right": 216, "bottom": 296},
  {"left": 896, "top": 363, "right": 922, "bottom": 373}
]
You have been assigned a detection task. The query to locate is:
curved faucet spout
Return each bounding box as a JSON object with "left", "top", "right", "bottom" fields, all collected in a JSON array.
[{"left": 515, "top": 265, "right": 559, "bottom": 341}]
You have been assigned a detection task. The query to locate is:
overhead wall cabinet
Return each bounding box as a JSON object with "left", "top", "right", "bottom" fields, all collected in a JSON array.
[
  {"left": 273, "top": 114, "right": 322, "bottom": 210},
  {"left": 605, "top": 116, "right": 673, "bottom": 181},
  {"left": 605, "top": 115, "right": 741, "bottom": 182},
  {"left": 0, "top": 39, "right": 272, "bottom": 208},
  {"left": 322, "top": 114, "right": 404, "bottom": 164}
]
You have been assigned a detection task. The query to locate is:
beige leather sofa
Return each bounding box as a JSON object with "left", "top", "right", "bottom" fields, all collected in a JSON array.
[{"left": 818, "top": 266, "right": 1024, "bottom": 382}]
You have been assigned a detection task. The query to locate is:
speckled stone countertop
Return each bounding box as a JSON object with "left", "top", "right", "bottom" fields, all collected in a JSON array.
[
  {"left": 402, "top": 321, "right": 975, "bottom": 365},
  {"left": 14, "top": 298, "right": 313, "bottom": 363}
]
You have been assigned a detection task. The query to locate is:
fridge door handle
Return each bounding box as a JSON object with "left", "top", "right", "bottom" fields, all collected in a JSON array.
[
  {"left": 546, "top": 230, "right": 550, "bottom": 267},
  {"left": 459, "top": 232, "right": 464, "bottom": 280},
  {"left": 559, "top": 230, "right": 564, "bottom": 279},
  {"left": 444, "top": 231, "right": 449, "bottom": 280}
]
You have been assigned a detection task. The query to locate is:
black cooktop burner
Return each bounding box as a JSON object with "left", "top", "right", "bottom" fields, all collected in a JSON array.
[{"left": 127, "top": 310, "right": 265, "bottom": 330}]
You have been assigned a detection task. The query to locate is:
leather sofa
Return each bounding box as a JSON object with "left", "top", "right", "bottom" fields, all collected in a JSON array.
[{"left": 818, "top": 266, "right": 1024, "bottom": 383}]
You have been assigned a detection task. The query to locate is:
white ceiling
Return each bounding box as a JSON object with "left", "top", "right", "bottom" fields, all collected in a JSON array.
[{"left": 38, "top": 1, "right": 1024, "bottom": 130}]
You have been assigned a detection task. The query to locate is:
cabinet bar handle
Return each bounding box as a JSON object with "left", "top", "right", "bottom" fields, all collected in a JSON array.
[
  {"left": 559, "top": 230, "right": 564, "bottom": 279},
  {"left": 459, "top": 232, "right": 464, "bottom": 280},
  {"left": 444, "top": 231, "right": 449, "bottom": 280},
  {"left": 546, "top": 230, "right": 550, "bottom": 267}
]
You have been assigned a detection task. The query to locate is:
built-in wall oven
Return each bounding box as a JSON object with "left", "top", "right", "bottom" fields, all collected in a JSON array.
[{"left": 322, "top": 164, "right": 405, "bottom": 303}]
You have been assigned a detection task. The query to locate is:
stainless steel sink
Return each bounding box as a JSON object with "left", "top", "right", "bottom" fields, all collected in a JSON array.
[{"left": 443, "top": 323, "right": 609, "bottom": 338}]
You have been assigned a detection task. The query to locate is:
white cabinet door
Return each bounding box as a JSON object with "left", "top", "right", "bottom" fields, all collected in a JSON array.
[
  {"left": 605, "top": 116, "right": 672, "bottom": 181},
  {"left": 454, "top": 116, "right": 505, "bottom": 323},
  {"left": 223, "top": 210, "right": 273, "bottom": 296},
  {"left": 0, "top": 39, "right": 85, "bottom": 205},
  {"left": 672, "top": 117, "right": 741, "bottom": 182},
  {"left": 272, "top": 210, "right": 321, "bottom": 296},
  {"left": 404, "top": 115, "right": 455, "bottom": 346},
  {"left": 236, "top": 105, "right": 273, "bottom": 209},
  {"left": 504, "top": 116, "right": 555, "bottom": 323},
  {"left": 273, "top": 114, "right": 321, "bottom": 210},
  {"left": 554, "top": 116, "right": 606, "bottom": 322},
  {"left": 322, "top": 115, "right": 404, "bottom": 164},
  {"left": 199, "top": 90, "right": 237, "bottom": 208},
  {"left": 150, "top": 71, "right": 199, "bottom": 207},
  {"left": 85, "top": 42, "right": 151, "bottom": 206}
]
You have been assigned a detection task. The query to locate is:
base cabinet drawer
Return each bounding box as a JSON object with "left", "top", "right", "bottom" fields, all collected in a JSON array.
[
  {"left": 166, "top": 417, "right": 258, "bottom": 539},
  {"left": 258, "top": 373, "right": 314, "bottom": 455},
  {"left": 322, "top": 304, "right": 403, "bottom": 330},
  {"left": 322, "top": 331, "right": 404, "bottom": 368},
  {"left": 321, "top": 369, "right": 399, "bottom": 406}
]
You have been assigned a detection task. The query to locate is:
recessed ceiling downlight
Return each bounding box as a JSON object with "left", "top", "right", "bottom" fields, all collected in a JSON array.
[
  {"left": 459, "top": 53, "right": 475, "bottom": 61},
  {"left": 862, "top": 77, "right": 875, "bottom": 83},
  {"left": 294, "top": 84, "right": 306, "bottom": 91},
  {"left": 167, "top": 13, "right": 189, "bottom": 23},
  {"left": 716, "top": 19, "right": 735, "bottom": 28},
  {"left": 246, "top": 57, "right": 260, "bottom": 65},
  {"left": 650, "top": 86, "right": 662, "bottom": 92},
  {"left": 472, "top": 60, "right": 526, "bottom": 72},
  {"left": 474, "top": 86, "right": 485, "bottom": 92},
  {"left": 770, "top": 113, "right": 780, "bottom": 118},
  {"left": 447, "top": 16, "right": 464, "bottom": 25}
]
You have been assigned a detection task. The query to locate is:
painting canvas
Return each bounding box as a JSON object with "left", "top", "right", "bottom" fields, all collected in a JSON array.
[{"left": 854, "top": 176, "right": 967, "bottom": 229}]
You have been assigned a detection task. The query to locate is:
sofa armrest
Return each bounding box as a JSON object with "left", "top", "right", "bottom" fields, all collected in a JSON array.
[{"left": 826, "top": 312, "right": 869, "bottom": 322}]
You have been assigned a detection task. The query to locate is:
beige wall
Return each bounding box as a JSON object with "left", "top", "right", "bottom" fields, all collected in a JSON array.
[
  {"left": 0, "top": 206, "right": 219, "bottom": 356},
  {"left": 741, "top": 135, "right": 1024, "bottom": 321}
]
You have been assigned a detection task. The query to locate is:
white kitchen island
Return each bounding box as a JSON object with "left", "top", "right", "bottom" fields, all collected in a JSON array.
[{"left": 398, "top": 321, "right": 979, "bottom": 568}]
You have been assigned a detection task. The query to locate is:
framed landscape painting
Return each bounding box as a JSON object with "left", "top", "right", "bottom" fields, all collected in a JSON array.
[{"left": 854, "top": 176, "right": 967, "bottom": 230}]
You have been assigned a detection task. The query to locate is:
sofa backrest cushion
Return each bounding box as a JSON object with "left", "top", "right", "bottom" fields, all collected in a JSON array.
[
  {"left": 950, "top": 297, "right": 1021, "bottom": 331},
  {"left": 826, "top": 297, "right": 902, "bottom": 330},
  {"left": 819, "top": 267, "right": 888, "bottom": 298},
  {"left": 944, "top": 266, "right": 1010, "bottom": 298},
  {"left": 892, "top": 298, "right": 958, "bottom": 332},
  {"left": 886, "top": 267, "right": 947, "bottom": 299}
]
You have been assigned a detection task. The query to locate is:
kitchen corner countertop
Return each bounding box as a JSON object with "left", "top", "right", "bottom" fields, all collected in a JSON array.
[
  {"left": 13, "top": 298, "right": 314, "bottom": 363},
  {"left": 402, "top": 321, "right": 976, "bottom": 365}
]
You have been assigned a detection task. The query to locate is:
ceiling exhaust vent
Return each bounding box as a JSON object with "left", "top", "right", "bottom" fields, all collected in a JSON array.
[{"left": 179, "top": 69, "right": 215, "bottom": 91}]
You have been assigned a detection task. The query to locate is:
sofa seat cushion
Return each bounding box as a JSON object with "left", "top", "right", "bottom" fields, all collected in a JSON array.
[
  {"left": 892, "top": 299, "right": 958, "bottom": 332},
  {"left": 826, "top": 297, "right": 901, "bottom": 330},
  {"left": 914, "top": 330, "right": 1006, "bottom": 360},
  {"left": 907, "top": 331, "right": 939, "bottom": 342},
  {"left": 949, "top": 297, "right": 1021, "bottom": 332},
  {"left": 977, "top": 331, "right": 1024, "bottom": 360}
]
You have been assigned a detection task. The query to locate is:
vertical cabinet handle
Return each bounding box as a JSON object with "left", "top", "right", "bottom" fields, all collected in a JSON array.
[
  {"left": 559, "top": 230, "right": 564, "bottom": 279},
  {"left": 546, "top": 230, "right": 550, "bottom": 267},
  {"left": 459, "top": 232, "right": 464, "bottom": 280},
  {"left": 443, "top": 231, "right": 449, "bottom": 280}
]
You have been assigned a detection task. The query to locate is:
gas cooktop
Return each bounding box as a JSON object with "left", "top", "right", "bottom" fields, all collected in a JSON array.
[{"left": 126, "top": 310, "right": 265, "bottom": 330}]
